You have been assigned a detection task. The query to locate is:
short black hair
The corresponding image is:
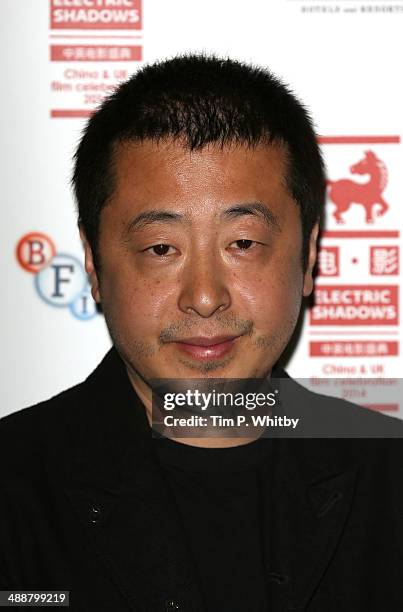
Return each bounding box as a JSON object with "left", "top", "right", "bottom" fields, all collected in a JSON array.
[{"left": 72, "top": 54, "right": 325, "bottom": 270}]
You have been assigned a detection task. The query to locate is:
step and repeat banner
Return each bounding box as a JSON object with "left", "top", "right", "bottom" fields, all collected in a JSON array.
[{"left": 1, "top": 0, "right": 402, "bottom": 416}]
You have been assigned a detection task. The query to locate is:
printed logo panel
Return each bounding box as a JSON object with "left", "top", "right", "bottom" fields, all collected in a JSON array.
[
  {"left": 288, "top": 135, "right": 402, "bottom": 410},
  {"left": 16, "top": 232, "right": 98, "bottom": 321},
  {"left": 49, "top": 0, "right": 143, "bottom": 118}
]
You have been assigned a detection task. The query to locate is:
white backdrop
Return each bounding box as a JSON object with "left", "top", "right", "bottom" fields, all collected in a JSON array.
[{"left": 1, "top": 0, "right": 402, "bottom": 416}]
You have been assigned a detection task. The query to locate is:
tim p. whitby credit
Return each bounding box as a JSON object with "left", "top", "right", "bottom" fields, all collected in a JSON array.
[{"left": 163, "top": 414, "right": 300, "bottom": 429}]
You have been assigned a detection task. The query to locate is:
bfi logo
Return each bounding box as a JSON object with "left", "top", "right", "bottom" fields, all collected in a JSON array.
[{"left": 16, "top": 232, "right": 98, "bottom": 321}]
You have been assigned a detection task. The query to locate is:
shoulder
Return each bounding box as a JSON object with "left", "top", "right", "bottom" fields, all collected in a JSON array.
[
  {"left": 0, "top": 381, "right": 89, "bottom": 483},
  {"left": 310, "top": 384, "right": 403, "bottom": 437},
  {"left": 277, "top": 368, "right": 403, "bottom": 432},
  {"left": 0, "top": 348, "right": 143, "bottom": 484},
  {"left": 0, "top": 348, "right": 120, "bottom": 452},
  {"left": 275, "top": 368, "right": 403, "bottom": 469},
  {"left": 1, "top": 380, "right": 85, "bottom": 428},
  {"left": 0, "top": 349, "right": 117, "bottom": 481}
]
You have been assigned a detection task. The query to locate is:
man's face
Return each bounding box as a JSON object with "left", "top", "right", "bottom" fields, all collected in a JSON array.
[{"left": 84, "top": 139, "right": 317, "bottom": 387}]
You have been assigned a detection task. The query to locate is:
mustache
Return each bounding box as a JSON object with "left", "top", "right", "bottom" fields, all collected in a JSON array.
[{"left": 158, "top": 315, "right": 253, "bottom": 344}]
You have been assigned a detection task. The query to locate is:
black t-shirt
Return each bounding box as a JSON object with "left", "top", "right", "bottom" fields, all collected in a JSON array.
[{"left": 153, "top": 435, "right": 272, "bottom": 611}]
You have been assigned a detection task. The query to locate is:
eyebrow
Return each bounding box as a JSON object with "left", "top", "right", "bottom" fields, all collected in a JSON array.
[
  {"left": 123, "top": 201, "right": 281, "bottom": 237},
  {"left": 124, "top": 210, "right": 184, "bottom": 236},
  {"left": 222, "top": 202, "right": 281, "bottom": 233}
]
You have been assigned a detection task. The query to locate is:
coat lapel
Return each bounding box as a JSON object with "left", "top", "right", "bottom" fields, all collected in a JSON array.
[
  {"left": 263, "top": 367, "right": 358, "bottom": 610},
  {"left": 64, "top": 349, "right": 205, "bottom": 611}
]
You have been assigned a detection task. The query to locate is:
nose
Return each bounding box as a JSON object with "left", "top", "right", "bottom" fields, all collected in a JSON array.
[{"left": 178, "top": 250, "right": 231, "bottom": 317}]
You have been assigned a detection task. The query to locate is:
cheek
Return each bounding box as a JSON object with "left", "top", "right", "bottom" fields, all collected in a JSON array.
[
  {"left": 234, "top": 255, "right": 304, "bottom": 325},
  {"left": 101, "top": 267, "right": 174, "bottom": 332}
]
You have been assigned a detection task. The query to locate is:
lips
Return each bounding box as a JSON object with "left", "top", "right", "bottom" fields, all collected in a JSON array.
[
  {"left": 176, "top": 335, "right": 239, "bottom": 347},
  {"left": 172, "top": 335, "right": 241, "bottom": 359}
]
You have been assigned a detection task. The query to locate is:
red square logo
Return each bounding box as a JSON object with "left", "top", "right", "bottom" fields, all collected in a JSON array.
[{"left": 370, "top": 246, "right": 399, "bottom": 275}]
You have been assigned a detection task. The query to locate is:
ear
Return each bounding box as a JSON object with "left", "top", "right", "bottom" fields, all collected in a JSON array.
[
  {"left": 302, "top": 221, "right": 319, "bottom": 297},
  {"left": 79, "top": 225, "right": 101, "bottom": 303}
]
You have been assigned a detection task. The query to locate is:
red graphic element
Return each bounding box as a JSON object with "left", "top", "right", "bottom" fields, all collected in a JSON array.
[
  {"left": 322, "top": 230, "right": 399, "bottom": 238},
  {"left": 50, "top": 34, "right": 142, "bottom": 39},
  {"left": 363, "top": 404, "right": 399, "bottom": 412},
  {"left": 16, "top": 232, "right": 56, "bottom": 273},
  {"left": 310, "top": 341, "right": 398, "bottom": 357},
  {"left": 370, "top": 246, "right": 399, "bottom": 276},
  {"left": 50, "top": 0, "right": 142, "bottom": 30},
  {"left": 51, "top": 109, "right": 93, "bottom": 118},
  {"left": 317, "top": 246, "right": 339, "bottom": 276},
  {"left": 310, "top": 285, "right": 399, "bottom": 326},
  {"left": 327, "top": 151, "right": 389, "bottom": 224},
  {"left": 50, "top": 45, "right": 142, "bottom": 62},
  {"left": 319, "top": 136, "right": 400, "bottom": 145}
]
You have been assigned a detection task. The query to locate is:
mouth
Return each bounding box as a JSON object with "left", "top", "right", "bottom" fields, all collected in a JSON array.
[{"left": 171, "top": 335, "right": 242, "bottom": 360}]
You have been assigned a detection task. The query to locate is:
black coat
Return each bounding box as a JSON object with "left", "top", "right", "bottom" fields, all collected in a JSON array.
[{"left": 1, "top": 348, "right": 403, "bottom": 611}]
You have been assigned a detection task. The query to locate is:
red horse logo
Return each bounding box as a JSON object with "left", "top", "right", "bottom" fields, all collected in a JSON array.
[{"left": 327, "top": 150, "right": 389, "bottom": 224}]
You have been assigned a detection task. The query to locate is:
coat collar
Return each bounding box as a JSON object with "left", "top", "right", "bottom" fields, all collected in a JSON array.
[{"left": 64, "top": 348, "right": 358, "bottom": 611}]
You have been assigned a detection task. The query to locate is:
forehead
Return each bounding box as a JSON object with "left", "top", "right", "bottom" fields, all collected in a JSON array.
[{"left": 110, "top": 139, "right": 291, "bottom": 208}]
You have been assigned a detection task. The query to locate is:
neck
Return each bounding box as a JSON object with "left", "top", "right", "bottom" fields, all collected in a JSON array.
[{"left": 125, "top": 365, "right": 266, "bottom": 449}]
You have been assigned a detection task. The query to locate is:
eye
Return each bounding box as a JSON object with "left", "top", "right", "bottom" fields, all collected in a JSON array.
[
  {"left": 145, "top": 244, "right": 175, "bottom": 256},
  {"left": 230, "top": 239, "right": 255, "bottom": 250}
]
